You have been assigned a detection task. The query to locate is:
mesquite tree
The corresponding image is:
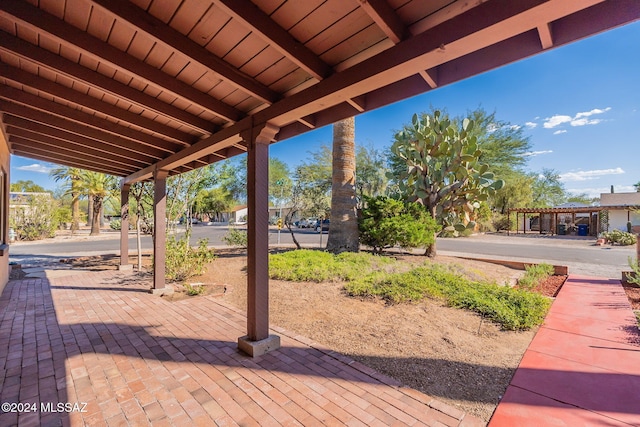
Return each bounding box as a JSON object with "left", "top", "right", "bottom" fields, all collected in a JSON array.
[{"left": 392, "top": 111, "right": 504, "bottom": 256}]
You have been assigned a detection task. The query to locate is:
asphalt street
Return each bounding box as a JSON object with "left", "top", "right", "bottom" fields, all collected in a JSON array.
[{"left": 9, "top": 225, "right": 635, "bottom": 278}]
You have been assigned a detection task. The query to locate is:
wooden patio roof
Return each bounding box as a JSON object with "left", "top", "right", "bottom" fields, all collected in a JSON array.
[
  {"left": 1, "top": 0, "right": 639, "bottom": 182},
  {"left": 509, "top": 205, "right": 640, "bottom": 214}
]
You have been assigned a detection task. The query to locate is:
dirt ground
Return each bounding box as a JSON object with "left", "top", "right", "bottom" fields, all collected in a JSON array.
[{"left": 57, "top": 249, "right": 635, "bottom": 423}]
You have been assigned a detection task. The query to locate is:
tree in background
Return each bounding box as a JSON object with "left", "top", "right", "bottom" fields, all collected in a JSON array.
[
  {"left": 194, "top": 188, "right": 232, "bottom": 222},
  {"left": 50, "top": 167, "right": 83, "bottom": 232},
  {"left": 167, "top": 166, "right": 216, "bottom": 226},
  {"left": 78, "top": 171, "right": 118, "bottom": 235},
  {"left": 391, "top": 111, "right": 503, "bottom": 256},
  {"left": 269, "top": 158, "right": 293, "bottom": 215},
  {"left": 531, "top": 169, "right": 566, "bottom": 208},
  {"left": 326, "top": 117, "right": 360, "bottom": 253},
  {"left": 355, "top": 144, "right": 388, "bottom": 204},
  {"left": 633, "top": 181, "right": 640, "bottom": 192},
  {"left": 10, "top": 180, "right": 47, "bottom": 193},
  {"left": 10, "top": 193, "right": 60, "bottom": 241}
]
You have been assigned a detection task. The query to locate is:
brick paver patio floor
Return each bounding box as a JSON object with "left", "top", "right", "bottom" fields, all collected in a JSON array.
[{"left": 0, "top": 269, "right": 482, "bottom": 426}]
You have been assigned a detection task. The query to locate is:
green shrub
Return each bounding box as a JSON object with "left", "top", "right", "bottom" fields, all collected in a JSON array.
[
  {"left": 517, "top": 263, "right": 554, "bottom": 290},
  {"left": 269, "top": 249, "right": 395, "bottom": 282},
  {"left": 345, "top": 265, "right": 551, "bottom": 330},
  {"left": 164, "top": 231, "right": 216, "bottom": 282},
  {"left": 110, "top": 219, "right": 122, "bottom": 230},
  {"left": 602, "top": 230, "right": 637, "bottom": 246},
  {"left": 626, "top": 257, "right": 640, "bottom": 286},
  {"left": 10, "top": 194, "right": 59, "bottom": 240},
  {"left": 358, "top": 196, "right": 440, "bottom": 253},
  {"left": 222, "top": 228, "right": 248, "bottom": 248},
  {"left": 184, "top": 283, "right": 206, "bottom": 296}
]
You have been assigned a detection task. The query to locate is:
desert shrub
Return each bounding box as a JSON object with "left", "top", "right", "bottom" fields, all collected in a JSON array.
[
  {"left": 345, "top": 265, "right": 551, "bottom": 330},
  {"left": 184, "top": 283, "right": 206, "bottom": 296},
  {"left": 517, "top": 263, "right": 554, "bottom": 290},
  {"left": 164, "top": 231, "right": 216, "bottom": 282},
  {"left": 626, "top": 257, "right": 640, "bottom": 286},
  {"left": 358, "top": 196, "right": 440, "bottom": 253},
  {"left": 222, "top": 228, "right": 248, "bottom": 248},
  {"left": 492, "top": 214, "right": 513, "bottom": 232},
  {"left": 269, "top": 249, "right": 395, "bottom": 282},
  {"left": 602, "top": 230, "right": 637, "bottom": 246},
  {"left": 110, "top": 219, "right": 122, "bottom": 230},
  {"left": 10, "top": 194, "right": 59, "bottom": 240}
]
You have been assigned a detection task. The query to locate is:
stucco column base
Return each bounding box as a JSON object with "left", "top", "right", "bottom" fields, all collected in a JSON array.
[
  {"left": 149, "top": 285, "right": 174, "bottom": 296},
  {"left": 238, "top": 334, "right": 280, "bottom": 357},
  {"left": 117, "top": 264, "right": 133, "bottom": 271}
]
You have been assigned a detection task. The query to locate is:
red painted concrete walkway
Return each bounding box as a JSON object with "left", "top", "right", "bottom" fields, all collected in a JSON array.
[
  {"left": 490, "top": 275, "right": 640, "bottom": 426},
  {"left": 0, "top": 270, "right": 483, "bottom": 426}
]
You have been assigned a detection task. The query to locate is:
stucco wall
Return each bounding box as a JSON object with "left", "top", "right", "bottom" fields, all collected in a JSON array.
[
  {"left": 0, "top": 132, "right": 10, "bottom": 294},
  {"left": 608, "top": 210, "right": 640, "bottom": 232}
]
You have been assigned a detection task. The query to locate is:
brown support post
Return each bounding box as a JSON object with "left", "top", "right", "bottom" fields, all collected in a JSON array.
[
  {"left": 238, "top": 122, "right": 281, "bottom": 357},
  {"left": 119, "top": 181, "right": 132, "bottom": 271},
  {"left": 151, "top": 169, "right": 170, "bottom": 294}
]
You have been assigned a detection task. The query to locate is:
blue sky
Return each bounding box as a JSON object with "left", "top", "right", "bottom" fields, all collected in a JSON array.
[{"left": 11, "top": 20, "right": 640, "bottom": 199}]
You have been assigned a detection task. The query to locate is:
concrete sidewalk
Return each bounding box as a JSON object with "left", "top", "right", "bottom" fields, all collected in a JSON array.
[{"left": 489, "top": 275, "right": 640, "bottom": 426}]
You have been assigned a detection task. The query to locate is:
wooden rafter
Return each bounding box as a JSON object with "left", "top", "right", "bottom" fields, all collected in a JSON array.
[
  {"left": 89, "top": 0, "right": 278, "bottom": 104},
  {"left": 0, "top": 32, "right": 216, "bottom": 133},
  {"left": 0, "top": 87, "right": 183, "bottom": 154},
  {"left": 11, "top": 146, "right": 135, "bottom": 176},
  {"left": 0, "top": 1, "right": 242, "bottom": 122},
  {"left": 357, "top": 0, "right": 407, "bottom": 44},
  {"left": 1, "top": 112, "right": 164, "bottom": 162},
  {"left": 215, "top": 0, "right": 332, "bottom": 80},
  {"left": 0, "top": 63, "right": 194, "bottom": 146}
]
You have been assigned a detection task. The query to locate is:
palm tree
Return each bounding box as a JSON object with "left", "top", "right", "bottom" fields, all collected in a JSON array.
[
  {"left": 78, "top": 171, "right": 118, "bottom": 235},
  {"left": 50, "top": 166, "right": 82, "bottom": 232},
  {"left": 326, "top": 117, "right": 359, "bottom": 253}
]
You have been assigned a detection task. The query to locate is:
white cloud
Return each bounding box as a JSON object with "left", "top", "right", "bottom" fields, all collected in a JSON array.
[
  {"left": 559, "top": 167, "right": 625, "bottom": 182},
  {"left": 16, "top": 163, "right": 53, "bottom": 174},
  {"left": 523, "top": 150, "right": 553, "bottom": 157},
  {"left": 543, "top": 107, "right": 611, "bottom": 130},
  {"left": 543, "top": 115, "right": 572, "bottom": 128},
  {"left": 570, "top": 118, "right": 602, "bottom": 127},
  {"left": 553, "top": 130, "right": 567, "bottom": 135},
  {"left": 566, "top": 185, "right": 635, "bottom": 199},
  {"left": 525, "top": 122, "right": 537, "bottom": 129},
  {"left": 574, "top": 107, "right": 611, "bottom": 119}
]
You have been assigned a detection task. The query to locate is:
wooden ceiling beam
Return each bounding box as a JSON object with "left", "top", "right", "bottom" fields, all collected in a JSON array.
[
  {"left": 0, "top": 86, "right": 183, "bottom": 154},
  {"left": 0, "top": 1, "right": 242, "bottom": 122},
  {"left": 255, "top": 0, "right": 606, "bottom": 128},
  {"left": 357, "top": 0, "right": 408, "bottom": 44},
  {"left": 537, "top": 23, "right": 554, "bottom": 49},
  {"left": 10, "top": 134, "right": 139, "bottom": 173},
  {"left": 2, "top": 113, "right": 162, "bottom": 163},
  {"left": 0, "top": 32, "right": 216, "bottom": 133},
  {"left": 89, "top": 0, "right": 278, "bottom": 105},
  {"left": 0, "top": 63, "right": 194, "bottom": 146},
  {"left": 123, "top": 117, "right": 250, "bottom": 184},
  {"left": 215, "top": 0, "right": 332, "bottom": 80},
  {"left": 11, "top": 146, "right": 133, "bottom": 176}
]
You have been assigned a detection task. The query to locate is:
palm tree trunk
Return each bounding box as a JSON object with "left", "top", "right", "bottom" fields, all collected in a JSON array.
[
  {"left": 71, "top": 192, "right": 79, "bottom": 233},
  {"left": 326, "top": 117, "right": 359, "bottom": 253},
  {"left": 90, "top": 197, "right": 102, "bottom": 235}
]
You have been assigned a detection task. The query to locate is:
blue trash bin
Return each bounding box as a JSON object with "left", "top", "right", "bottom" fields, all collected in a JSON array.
[{"left": 577, "top": 224, "right": 588, "bottom": 236}]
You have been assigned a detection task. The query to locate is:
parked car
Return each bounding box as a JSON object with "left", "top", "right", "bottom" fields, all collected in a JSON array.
[
  {"left": 315, "top": 219, "right": 330, "bottom": 233},
  {"left": 298, "top": 218, "right": 317, "bottom": 228}
]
